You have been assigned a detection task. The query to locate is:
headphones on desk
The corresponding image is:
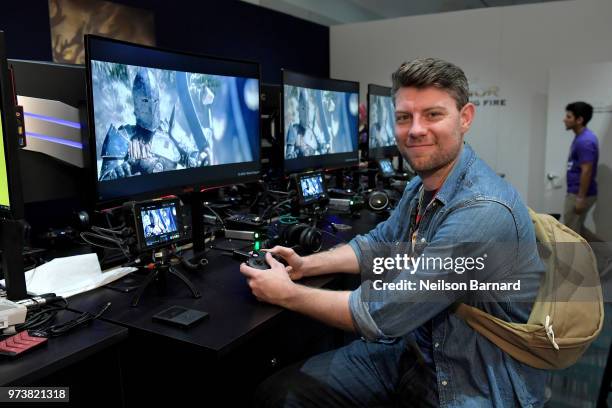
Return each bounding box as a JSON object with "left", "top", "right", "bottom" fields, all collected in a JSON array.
[
  {"left": 366, "top": 190, "right": 390, "bottom": 212},
  {"left": 262, "top": 219, "right": 323, "bottom": 254},
  {"left": 279, "top": 223, "right": 322, "bottom": 253}
]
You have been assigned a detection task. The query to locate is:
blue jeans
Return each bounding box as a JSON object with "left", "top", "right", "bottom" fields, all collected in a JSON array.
[{"left": 254, "top": 338, "right": 439, "bottom": 407}]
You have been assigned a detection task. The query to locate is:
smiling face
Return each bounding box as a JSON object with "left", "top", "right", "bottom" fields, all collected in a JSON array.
[{"left": 394, "top": 86, "right": 474, "bottom": 175}]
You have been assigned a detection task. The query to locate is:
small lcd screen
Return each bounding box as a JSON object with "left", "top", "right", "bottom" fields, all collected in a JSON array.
[
  {"left": 379, "top": 159, "right": 394, "bottom": 177},
  {"left": 140, "top": 202, "right": 180, "bottom": 248},
  {"left": 299, "top": 173, "right": 326, "bottom": 204}
]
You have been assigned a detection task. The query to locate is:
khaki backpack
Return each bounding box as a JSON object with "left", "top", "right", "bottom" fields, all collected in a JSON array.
[{"left": 454, "top": 208, "right": 604, "bottom": 370}]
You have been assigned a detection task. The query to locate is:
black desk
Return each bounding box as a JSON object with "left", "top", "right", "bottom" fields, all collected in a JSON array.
[
  {"left": 1, "top": 309, "right": 128, "bottom": 407},
  {"left": 1, "top": 310, "right": 127, "bottom": 385},
  {"left": 65, "top": 211, "right": 386, "bottom": 405},
  {"left": 67, "top": 211, "right": 383, "bottom": 356}
]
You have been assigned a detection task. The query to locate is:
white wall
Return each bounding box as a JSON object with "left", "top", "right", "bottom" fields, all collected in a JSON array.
[{"left": 330, "top": 0, "right": 612, "bottom": 215}]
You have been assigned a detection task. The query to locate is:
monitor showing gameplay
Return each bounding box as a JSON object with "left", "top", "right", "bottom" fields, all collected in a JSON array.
[
  {"left": 86, "top": 36, "right": 261, "bottom": 206},
  {"left": 368, "top": 84, "right": 397, "bottom": 159},
  {"left": 282, "top": 70, "right": 359, "bottom": 173},
  {"left": 0, "top": 112, "right": 9, "bottom": 213},
  {"left": 0, "top": 32, "right": 23, "bottom": 219}
]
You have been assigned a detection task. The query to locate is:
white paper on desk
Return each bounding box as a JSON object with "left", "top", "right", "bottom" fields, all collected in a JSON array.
[{"left": 1, "top": 253, "right": 136, "bottom": 298}]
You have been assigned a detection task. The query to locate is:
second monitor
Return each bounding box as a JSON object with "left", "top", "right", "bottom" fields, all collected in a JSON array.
[
  {"left": 282, "top": 70, "right": 359, "bottom": 174},
  {"left": 368, "top": 84, "right": 397, "bottom": 160}
]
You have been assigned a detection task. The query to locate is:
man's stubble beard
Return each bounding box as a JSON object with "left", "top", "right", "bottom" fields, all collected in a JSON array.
[{"left": 401, "top": 135, "right": 463, "bottom": 176}]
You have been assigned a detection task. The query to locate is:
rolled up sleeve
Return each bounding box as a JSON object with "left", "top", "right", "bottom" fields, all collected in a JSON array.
[{"left": 348, "top": 200, "right": 519, "bottom": 341}]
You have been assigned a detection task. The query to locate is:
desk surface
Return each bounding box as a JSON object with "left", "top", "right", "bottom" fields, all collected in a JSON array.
[
  {"left": 0, "top": 309, "right": 128, "bottom": 385},
  {"left": 67, "top": 211, "right": 385, "bottom": 357}
]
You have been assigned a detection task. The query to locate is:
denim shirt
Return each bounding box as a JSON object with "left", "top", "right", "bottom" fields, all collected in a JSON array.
[{"left": 348, "top": 143, "right": 548, "bottom": 407}]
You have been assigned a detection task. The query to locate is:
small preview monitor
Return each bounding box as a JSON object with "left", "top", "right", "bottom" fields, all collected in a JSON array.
[
  {"left": 86, "top": 35, "right": 261, "bottom": 207},
  {"left": 297, "top": 171, "right": 327, "bottom": 205},
  {"left": 378, "top": 158, "right": 395, "bottom": 178},
  {"left": 368, "top": 84, "right": 397, "bottom": 159},
  {"left": 282, "top": 70, "right": 359, "bottom": 173},
  {"left": 134, "top": 198, "right": 184, "bottom": 251}
]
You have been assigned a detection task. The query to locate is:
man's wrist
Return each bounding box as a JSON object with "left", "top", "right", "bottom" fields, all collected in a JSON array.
[
  {"left": 301, "top": 255, "right": 317, "bottom": 278},
  {"left": 280, "top": 282, "right": 304, "bottom": 310}
]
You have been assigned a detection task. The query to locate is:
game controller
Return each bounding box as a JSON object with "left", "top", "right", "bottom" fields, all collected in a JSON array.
[{"left": 245, "top": 251, "right": 287, "bottom": 270}]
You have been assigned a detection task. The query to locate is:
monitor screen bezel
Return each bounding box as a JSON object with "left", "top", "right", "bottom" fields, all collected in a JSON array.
[
  {"left": 281, "top": 69, "right": 360, "bottom": 174},
  {"left": 0, "top": 31, "right": 23, "bottom": 220},
  {"left": 85, "top": 35, "right": 262, "bottom": 209},
  {"left": 367, "top": 83, "right": 398, "bottom": 160}
]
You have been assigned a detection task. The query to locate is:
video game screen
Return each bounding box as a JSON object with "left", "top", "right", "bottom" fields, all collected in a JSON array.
[
  {"left": 87, "top": 36, "right": 261, "bottom": 205},
  {"left": 0, "top": 111, "right": 9, "bottom": 212},
  {"left": 298, "top": 172, "right": 326, "bottom": 204},
  {"left": 283, "top": 71, "right": 359, "bottom": 173},
  {"left": 139, "top": 202, "right": 180, "bottom": 248},
  {"left": 368, "top": 94, "right": 395, "bottom": 149}
]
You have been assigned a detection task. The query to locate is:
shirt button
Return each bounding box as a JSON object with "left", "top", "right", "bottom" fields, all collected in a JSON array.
[
  {"left": 434, "top": 342, "right": 440, "bottom": 348},
  {"left": 421, "top": 238, "right": 426, "bottom": 242},
  {"left": 441, "top": 380, "right": 448, "bottom": 386}
]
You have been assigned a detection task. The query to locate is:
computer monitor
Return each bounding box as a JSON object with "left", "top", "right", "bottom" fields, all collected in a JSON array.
[
  {"left": 368, "top": 84, "right": 397, "bottom": 159},
  {"left": 0, "top": 34, "right": 23, "bottom": 220},
  {"left": 0, "top": 31, "right": 27, "bottom": 300},
  {"left": 85, "top": 35, "right": 261, "bottom": 207},
  {"left": 282, "top": 70, "right": 359, "bottom": 174}
]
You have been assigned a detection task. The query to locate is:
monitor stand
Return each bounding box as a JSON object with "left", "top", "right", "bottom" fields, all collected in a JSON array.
[{"left": 1, "top": 218, "right": 27, "bottom": 300}]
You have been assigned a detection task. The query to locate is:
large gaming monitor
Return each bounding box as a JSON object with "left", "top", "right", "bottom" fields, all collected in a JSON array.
[{"left": 85, "top": 35, "right": 261, "bottom": 207}]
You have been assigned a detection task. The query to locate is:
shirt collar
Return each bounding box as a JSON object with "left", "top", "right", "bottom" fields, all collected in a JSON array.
[{"left": 427, "top": 142, "right": 476, "bottom": 206}]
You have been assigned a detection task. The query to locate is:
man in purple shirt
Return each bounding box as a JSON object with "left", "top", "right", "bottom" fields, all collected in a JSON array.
[{"left": 563, "top": 101, "right": 598, "bottom": 234}]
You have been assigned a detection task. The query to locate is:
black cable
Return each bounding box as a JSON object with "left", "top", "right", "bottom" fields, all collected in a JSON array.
[
  {"left": 32, "top": 302, "right": 111, "bottom": 338},
  {"left": 261, "top": 198, "right": 293, "bottom": 221},
  {"left": 203, "top": 204, "right": 226, "bottom": 230},
  {"left": 80, "top": 231, "right": 131, "bottom": 260},
  {"left": 11, "top": 298, "right": 69, "bottom": 333},
  {"left": 91, "top": 225, "right": 126, "bottom": 236}
]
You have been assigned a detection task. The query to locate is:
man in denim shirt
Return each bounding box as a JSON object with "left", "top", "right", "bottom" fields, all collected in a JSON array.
[{"left": 241, "top": 58, "right": 548, "bottom": 407}]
